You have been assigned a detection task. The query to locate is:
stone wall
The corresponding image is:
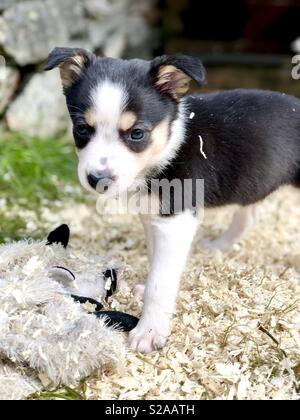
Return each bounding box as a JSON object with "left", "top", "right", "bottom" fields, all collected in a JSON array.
[{"left": 0, "top": 0, "right": 154, "bottom": 138}]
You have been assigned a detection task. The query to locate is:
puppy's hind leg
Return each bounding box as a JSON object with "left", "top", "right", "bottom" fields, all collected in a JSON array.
[{"left": 201, "top": 205, "right": 258, "bottom": 252}]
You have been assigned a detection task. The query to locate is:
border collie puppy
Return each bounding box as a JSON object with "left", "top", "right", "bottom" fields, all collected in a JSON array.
[{"left": 45, "top": 48, "right": 300, "bottom": 353}]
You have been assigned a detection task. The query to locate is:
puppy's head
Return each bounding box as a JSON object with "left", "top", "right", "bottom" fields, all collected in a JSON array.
[{"left": 45, "top": 48, "right": 206, "bottom": 196}]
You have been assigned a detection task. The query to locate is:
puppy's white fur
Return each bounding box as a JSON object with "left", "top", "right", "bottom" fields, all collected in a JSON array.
[
  {"left": 77, "top": 86, "right": 196, "bottom": 352},
  {"left": 76, "top": 83, "right": 260, "bottom": 353},
  {"left": 77, "top": 81, "right": 137, "bottom": 195},
  {"left": 77, "top": 80, "right": 187, "bottom": 198},
  {"left": 129, "top": 211, "right": 198, "bottom": 353}
]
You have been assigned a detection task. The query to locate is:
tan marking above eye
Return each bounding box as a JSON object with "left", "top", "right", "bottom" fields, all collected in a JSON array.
[
  {"left": 118, "top": 111, "right": 137, "bottom": 132},
  {"left": 85, "top": 108, "right": 97, "bottom": 127}
]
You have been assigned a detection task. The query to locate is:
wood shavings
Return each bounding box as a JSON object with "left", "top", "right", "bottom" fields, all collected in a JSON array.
[
  {"left": 77, "top": 186, "right": 300, "bottom": 400},
  {"left": 4, "top": 186, "right": 300, "bottom": 400},
  {"left": 0, "top": 236, "right": 126, "bottom": 399}
]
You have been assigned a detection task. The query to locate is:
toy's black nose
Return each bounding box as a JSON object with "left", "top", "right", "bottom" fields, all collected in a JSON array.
[{"left": 87, "top": 171, "right": 114, "bottom": 192}]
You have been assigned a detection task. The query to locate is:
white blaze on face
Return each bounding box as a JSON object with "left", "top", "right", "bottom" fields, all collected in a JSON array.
[
  {"left": 93, "top": 81, "right": 127, "bottom": 131},
  {"left": 77, "top": 81, "right": 140, "bottom": 195},
  {"left": 77, "top": 80, "right": 186, "bottom": 198}
]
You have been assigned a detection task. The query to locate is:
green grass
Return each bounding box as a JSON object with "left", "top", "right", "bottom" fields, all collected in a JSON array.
[
  {"left": 30, "top": 385, "right": 86, "bottom": 401},
  {"left": 0, "top": 134, "right": 78, "bottom": 206},
  {"left": 0, "top": 136, "right": 90, "bottom": 398},
  {"left": 0, "top": 134, "right": 80, "bottom": 243},
  {"left": 0, "top": 214, "right": 28, "bottom": 243}
]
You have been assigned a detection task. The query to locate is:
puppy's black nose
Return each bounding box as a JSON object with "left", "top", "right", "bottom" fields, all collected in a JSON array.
[{"left": 87, "top": 171, "right": 114, "bottom": 192}]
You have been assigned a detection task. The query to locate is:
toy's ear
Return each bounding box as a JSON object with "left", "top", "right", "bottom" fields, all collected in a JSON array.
[
  {"left": 150, "top": 54, "right": 206, "bottom": 100},
  {"left": 49, "top": 266, "right": 75, "bottom": 283},
  {"left": 46, "top": 224, "right": 70, "bottom": 248},
  {"left": 44, "top": 47, "right": 95, "bottom": 92}
]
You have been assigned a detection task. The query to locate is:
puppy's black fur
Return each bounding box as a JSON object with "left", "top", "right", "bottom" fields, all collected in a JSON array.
[
  {"left": 44, "top": 49, "right": 204, "bottom": 153},
  {"left": 44, "top": 50, "right": 300, "bottom": 352},
  {"left": 45, "top": 48, "right": 300, "bottom": 214},
  {"left": 163, "top": 89, "right": 300, "bottom": 210}
]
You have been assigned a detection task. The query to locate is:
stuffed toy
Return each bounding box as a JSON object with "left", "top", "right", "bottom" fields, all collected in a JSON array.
[
  {"left": 0, "top": 225, "right": 138, "bottom": 400},
  {"left": 46, "top": 224, "right": 138, "bottom": 331}
]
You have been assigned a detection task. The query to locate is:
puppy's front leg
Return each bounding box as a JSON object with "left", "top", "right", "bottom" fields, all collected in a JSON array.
[{"left": 129, "top": 211, "right": 198, "bottom": 353}]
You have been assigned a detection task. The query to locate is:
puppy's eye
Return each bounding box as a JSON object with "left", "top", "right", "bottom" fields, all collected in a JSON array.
[
  {"left": 76, "top": 124, "right": 91, "bottom": 137},
  {"left": 130, "top": 128, "right": 145, "bottom": 141},
  {"left": 73, "top": 123, "right": 95, "bottom": 149}
]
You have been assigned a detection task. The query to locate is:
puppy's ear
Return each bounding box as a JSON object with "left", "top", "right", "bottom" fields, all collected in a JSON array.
[
  {"left": 44, "top": 47, "right": 95, "bottom": 92},
  {"left": 150, "top": 54, "right": 206, "bottom": 99}
]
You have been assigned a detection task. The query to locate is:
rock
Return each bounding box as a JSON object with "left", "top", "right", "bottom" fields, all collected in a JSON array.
[
  {"left": 6, "top": 70, "right": 69, "bottom": 138},
  {"left": 0, "top": 1, "right": 18, "bottom": 11},
  {"left": 85, "top": 0, "right": 151, "bottom": 57},
  {"left": 0, "top": 1, "right": 32, "bottom": 12},
  {"left": 0, "top": 0, "right": 86, "bottom": 66},
  {"left": 103, "top": 31, "right": 126, "bottom": 58},
  {"left": 87, "top": 17, "right": 125, "bottom": 53},
  {"left": 84, "top": 0, "right": 128, "bottom": 20},
  {"left": 127, "top": 15, "right": 149, "bottom": 48},
  {"left": 0, "top": 0, "right": 155, "bottom": 137},
  {"left": 85, "top": 0, "right": 129, "bottom": 52},
  {"left": 124, "top": 0, "right": 154, "bottom": 58},
  {"left": 0, "top": 66, "right": 19, "bottom": 114}
]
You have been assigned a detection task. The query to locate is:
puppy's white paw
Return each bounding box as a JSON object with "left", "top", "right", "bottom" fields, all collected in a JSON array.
[
  {"left": 134, "top": 284, "right": 145, "bottom": 300},
  {"left": 129, "top": 328, "right": 167, "bottom": 354},
  {"left": 129, "top": 319, "right": 168, "bottom": 353}
]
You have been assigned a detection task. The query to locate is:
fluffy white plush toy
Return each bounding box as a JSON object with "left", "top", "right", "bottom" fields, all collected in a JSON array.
[{"left": 0, "top": 225, "right": 138, "bottom": 400}]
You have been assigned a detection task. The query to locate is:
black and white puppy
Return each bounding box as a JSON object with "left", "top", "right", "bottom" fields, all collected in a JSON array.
[{"left": 45, "top": 48, "right": 300, "bottom": 353}]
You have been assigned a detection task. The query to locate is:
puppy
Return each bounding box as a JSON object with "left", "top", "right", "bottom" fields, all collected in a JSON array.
[{"left": 45, "top": 48, "right": 300, "bottom": 353}]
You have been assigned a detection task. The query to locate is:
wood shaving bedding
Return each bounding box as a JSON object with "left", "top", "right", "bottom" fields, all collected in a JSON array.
[{"left": 25, "top": 187, "right": 300, "bottom": 399}]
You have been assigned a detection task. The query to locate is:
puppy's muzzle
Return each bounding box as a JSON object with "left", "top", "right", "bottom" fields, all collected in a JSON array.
[{"left": 87, "top": 171, "right": 114, "bottom": 193}]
